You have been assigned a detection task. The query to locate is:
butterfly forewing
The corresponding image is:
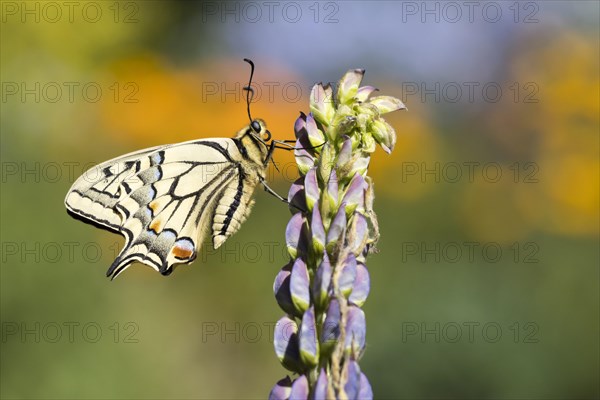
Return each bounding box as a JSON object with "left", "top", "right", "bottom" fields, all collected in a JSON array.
[
  {"left": 65, "top": 137, "right": 266, "bottom": 278},
  {"left": 65, "top": 145, "right": 162, "bottom": 231}
]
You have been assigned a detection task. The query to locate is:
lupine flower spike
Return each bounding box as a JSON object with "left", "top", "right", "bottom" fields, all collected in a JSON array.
[{"left": 270, "top": 69, "right": 406, "bottom": 400}]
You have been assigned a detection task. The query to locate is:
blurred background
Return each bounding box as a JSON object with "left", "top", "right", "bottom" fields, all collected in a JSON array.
[{"left": 1, "top": 1, "right": 598, "bottom": 399}]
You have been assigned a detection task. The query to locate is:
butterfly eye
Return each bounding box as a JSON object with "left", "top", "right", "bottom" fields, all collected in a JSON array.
[{"left": 251, "top": 120, "right": 261, "bottom": 133}]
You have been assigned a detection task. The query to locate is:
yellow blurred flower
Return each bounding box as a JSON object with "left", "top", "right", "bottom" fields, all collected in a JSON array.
[
  {"left": 465, "top": 31, "right": 599, "bottom": 238},
  {"left": 515, "top": 32, "right": 599, "bottom": 236}
]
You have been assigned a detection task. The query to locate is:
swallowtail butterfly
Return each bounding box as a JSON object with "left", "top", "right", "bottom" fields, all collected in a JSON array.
[{"left": 65, "top": 59, "right": 298, "bottom": 279}]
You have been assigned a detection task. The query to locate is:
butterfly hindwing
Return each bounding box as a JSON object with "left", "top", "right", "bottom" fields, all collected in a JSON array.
[
  {"left": 211, "top": 165, "right": 258, "bottom": 249},
  {"left": 65, "top": 138, "right": 262, "bottom": 278}
]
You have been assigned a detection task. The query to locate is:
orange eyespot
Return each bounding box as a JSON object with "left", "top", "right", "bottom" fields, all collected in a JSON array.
[{"left": 172, "top": 245, "right": 194, "bottom": 260}]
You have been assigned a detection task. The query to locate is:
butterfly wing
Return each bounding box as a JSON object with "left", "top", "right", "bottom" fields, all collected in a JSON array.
[
  {"left": 65, "top": 144, "right": 162, "bottom": 232},
  {"left": 65, "top": 138, "right": 261, "bottom": 278}
]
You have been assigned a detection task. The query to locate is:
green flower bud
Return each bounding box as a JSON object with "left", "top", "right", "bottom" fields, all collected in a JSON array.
[
  {"left": 369, "top": 118, "right": 396, "bottom": 154},
  {"left": 368, "top": 95, "right": 406, "bottom": 114},
  {"left": 310, "top": 83, "right": 335, "bottom": 127},
  {"left": 337, "top": 69, "right": 365, "bottom": 105},
  {"left": 361, "top": 131, "right": 377, "bottom": 153},
  {"left": 317, "top": 142, "right": 336, "bottom": 185},
  {"left": 355, "top": 86, "right": 378, "bottom": 102}
]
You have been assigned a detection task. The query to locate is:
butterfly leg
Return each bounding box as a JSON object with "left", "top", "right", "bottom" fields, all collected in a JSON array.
[
  {"left": 272, "top": 139, "right": 325, "bottom": 151},
  {"left": 263, "top": 140, "right": 276, "bottom": 166},
  {"left": 259, "top": 179, "right": 287, "bottom": 203},
  {"left": 262, "top": 140, "right": 282, "bottom": 174},
  {"left": 260, "top": 179, "right": 306, "bottom": 213},
  {"left": 261, "top": 142, "right": 293, "bottom": 203}
]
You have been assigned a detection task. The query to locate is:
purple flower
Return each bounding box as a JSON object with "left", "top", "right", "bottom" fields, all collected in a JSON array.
[
  {"left": 325, "top": 169, "right": 339, "bottom": 211},
  {"left": 288, "top": 177, "right": 306, "bottom": 214},
  {"left": 311, "top": 205, "right": 326, "bottom": 254},
  {"left": 289, "top": 375, "right": 309, "bottom": 400},
  {"left": 285, "top": 213, "right": 307, "bottom": 259},
  {"left": 304, "top": 168, "right": 319, "bottom": 211},
  {"left": 305, "top": 113, "right": 325, "bottom": 148},
  {"left": 290, "top": 258, "right": 310, "bottom": 314},
  {"left": 273, "top": 262, "right": 295, "bottom": 316},
  {"left": 322, "top": 298, "right": 341, "bottom": 350},
  {"left": 313, "top": 369, "right": 329, "bottom": 400},
  {"left": 274, "top": 316, "right": 302, "bottom": 373},
  {"left": 310, "top": 83, "right": 335, "bottom": 127},
  {"left": 338, "top": 253, "right": 358, "bottom": 297},
  {"left": 356, "top": 86, "right": 378, "bottom": 102},
  {"left": 345, "top": 306, "right": 366, "bottom": 353},
  {"left": 294, "top": 119, "right": 316, "bottom": 175},
  {"left": 343, "top": 359, "right": 362, "bottom": 399},
  {"left": 358, "top": 373, "right": 373, "bottom": 399},
  {"left": 342, "top": 173, "right": 367, "bottom": 215},
  {"left": 347, "top": 213, "right": 369, "bottom": 256},
  {"left": 349, "top": 262, "right": 370, "bottom": 307},
  {"left": 299, "top": 306, "right": 319, "bottom": 367},
  {"left": 313, "top": 252, "right": 332, "bottom": 311},
  {"left": 326, "top": 206, "right": 347, "bottom": 251},
  {"left": 269, "top": 376, "right": 292, "bottom": 400}
]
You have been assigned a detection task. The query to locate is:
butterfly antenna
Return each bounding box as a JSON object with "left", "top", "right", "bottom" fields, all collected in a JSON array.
[{"left": 243, "top": 58, "right": 255, "bottom": 123}]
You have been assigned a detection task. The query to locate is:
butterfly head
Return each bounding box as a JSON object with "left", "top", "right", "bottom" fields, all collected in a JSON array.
[
  {"left": 236, "top": 118, "right": 271, "bottom": 144},
  {"left": 250, "top": 118, "right": 271, "bottom": 142}
]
